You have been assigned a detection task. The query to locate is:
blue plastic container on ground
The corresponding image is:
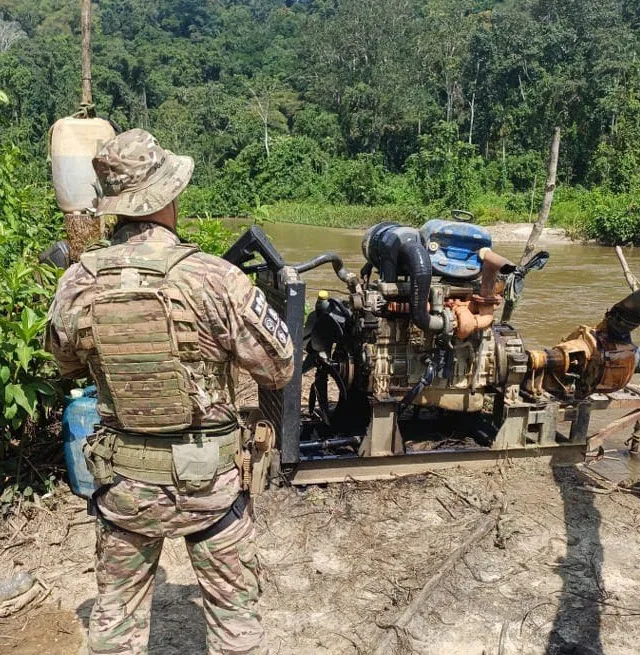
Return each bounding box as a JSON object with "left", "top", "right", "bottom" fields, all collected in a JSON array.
[{"left": 62, "top": 386, "right": 100, "bottom": 498}]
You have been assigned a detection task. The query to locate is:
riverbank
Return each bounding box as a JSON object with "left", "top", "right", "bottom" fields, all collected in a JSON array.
[
  {"left": 485, "top": 222, "right": 571, "bottom": 244},
  {"left": 250, "top": 199, "right": 586, "bottom": 241}
]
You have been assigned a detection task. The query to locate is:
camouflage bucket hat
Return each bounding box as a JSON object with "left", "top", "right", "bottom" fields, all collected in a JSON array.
[{"left": 92, "top": 128, "right": 194, "bottom": 217}]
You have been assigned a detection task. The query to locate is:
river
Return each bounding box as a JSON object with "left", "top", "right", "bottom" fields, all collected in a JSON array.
[{"left": 227, "top": 220, "right": 640, "bottom": 350}]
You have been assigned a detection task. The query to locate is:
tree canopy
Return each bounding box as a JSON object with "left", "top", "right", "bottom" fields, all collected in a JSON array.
[{"left": 0, "top": 0, "right": 639, "bottom": 211}]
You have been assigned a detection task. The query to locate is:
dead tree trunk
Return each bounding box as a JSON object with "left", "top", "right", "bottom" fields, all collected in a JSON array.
[{"left": 520, "top": 127, "right": 561, "bottom": 266}]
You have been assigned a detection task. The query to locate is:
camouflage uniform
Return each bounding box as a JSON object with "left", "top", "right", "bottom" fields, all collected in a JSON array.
[{"left": 47, "top": 130, "right": 293, "bottom": 655}]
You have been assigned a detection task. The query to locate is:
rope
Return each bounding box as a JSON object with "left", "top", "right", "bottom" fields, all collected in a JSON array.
[{"left": 72, "top": 102, "right": 96, "bottom": 119}]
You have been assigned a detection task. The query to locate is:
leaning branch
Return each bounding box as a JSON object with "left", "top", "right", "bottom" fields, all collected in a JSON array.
[
  {"left": 520, "top": 126, "right": 561, "bottom": 266},
  {"left": 615, "top": 246, "right": 640, "bottom": 292},
  {"left": 372, "top": 512, "right": 498, "bottom": 655}
]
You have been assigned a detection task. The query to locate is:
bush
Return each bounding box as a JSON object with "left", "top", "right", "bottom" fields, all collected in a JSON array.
[
  {"left": 326, "top": 155, "right": 386, "bottom": 205},
  {"left": 0, "top": 145, "right": 63, "bottom": 266},
  {"left": 255, "top": 136, "right": 329, "bottom": 202},
  {"left": 583, "top": 190, "right": 640, "bottom": 245},
  {"left": 178, "top": 216, "right": 234, "bottom": 256},
  {"left": 0, "top": 146, "right": 64, "bottom": 455},
  {"left": 405, "top": 122, "right": 484, "bottom": 208},
  {"left": 503, "top": 152, "right": 545, "bottom": 193}
]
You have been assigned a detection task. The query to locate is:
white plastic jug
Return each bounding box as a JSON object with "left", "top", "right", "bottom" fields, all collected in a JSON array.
[{"left": 50, "top": 116, "right": 115, "bottom": 213}]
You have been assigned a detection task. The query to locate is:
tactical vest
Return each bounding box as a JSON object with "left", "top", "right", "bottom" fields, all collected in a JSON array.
[{"left": 78, "top": 241, "right": 220, "bottom": 434}]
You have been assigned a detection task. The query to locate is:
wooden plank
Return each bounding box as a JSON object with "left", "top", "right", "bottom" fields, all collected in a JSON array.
[{"left": 587, "top": 408, "right": 640, "bottom": 452}]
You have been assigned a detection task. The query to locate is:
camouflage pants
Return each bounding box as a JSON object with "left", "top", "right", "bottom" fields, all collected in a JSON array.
[{"left": 88, "top": 477, "right": 266, "bottom": 655}]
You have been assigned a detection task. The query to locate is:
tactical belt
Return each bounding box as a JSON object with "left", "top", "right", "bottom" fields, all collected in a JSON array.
[{"left": 108, "top": 426, "right": 239, "bottom": 486}]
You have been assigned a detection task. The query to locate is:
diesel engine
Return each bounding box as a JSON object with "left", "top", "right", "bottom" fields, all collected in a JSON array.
[
  {"left": 303, "top": 219, "right": 529, "bottom": 434},
  {"left": 224, "top": 216, "right": 640, "bottom": 481}
]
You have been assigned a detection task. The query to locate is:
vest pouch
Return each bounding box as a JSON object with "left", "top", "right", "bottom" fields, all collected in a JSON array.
[
  {"left": 171, "top": 441, "right": 219, "bottom": 494},
  {"left": 91, "top": 287, "right": 193, "bottom": 433}
]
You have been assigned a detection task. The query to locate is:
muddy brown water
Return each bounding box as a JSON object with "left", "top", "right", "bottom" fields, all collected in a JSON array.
[{"left": 227, "top": 220, "right": 640, "bottom": 349}]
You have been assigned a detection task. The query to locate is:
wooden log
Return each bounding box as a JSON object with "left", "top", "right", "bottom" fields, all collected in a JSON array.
[
  {"left": 587, "top": 408, "right": 640, "bottom": 452},
  {"left": 615, "top": 246, "right": 640, "bottom": 292},
  {"left": 373, "top": 512, "right": 498, "bottom": 655}
]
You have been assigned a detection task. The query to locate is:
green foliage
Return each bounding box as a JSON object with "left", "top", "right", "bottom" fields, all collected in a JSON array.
[
  {"left": 326, "top": 155, "right": 386, "bottom": 206},
  {"left": 247, "top": 136, "right": 329, "bottom": 202},
  {"left": 0, "top": 2, "right": 640, "bottom": 260},
  {"left": 0, "top": 304, "right": 59, "bottom": 434},
  {"left": 0, "top": 146, "right": 63, "bottom": 266},
  {"left": 583, "top": 191, "right": 640, "bottom": 245},
  {"left": 265, "top": 201, "right": 423, "bottom": 229},
  {"left": 178, "top": 216, "right": 234, "bottom": 256},
  {"left": 406, "top": 123, "right": 485, "bottom": 208},
  {"left": 0, "top": 144, "right": 63, "bottom": 451}
]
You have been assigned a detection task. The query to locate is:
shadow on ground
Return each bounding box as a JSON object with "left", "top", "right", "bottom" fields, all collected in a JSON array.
[
  {"left": 76, "top": 566, "right": 208, "bottom": 655},
  {"left": 548, "top": 467, "right": 604, "bottom": 655}
]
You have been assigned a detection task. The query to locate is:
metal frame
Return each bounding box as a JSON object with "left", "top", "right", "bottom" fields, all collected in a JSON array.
[
  {"left": 257, "top": 274, "right": 305, "bottom": 465},
  {"left": 290, "top": 445, "right": 586, "bottom": 485}
]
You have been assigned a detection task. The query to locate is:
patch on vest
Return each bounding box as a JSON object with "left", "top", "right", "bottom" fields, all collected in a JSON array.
[
  {"left": 244, "top": 287, "right": 292, "bottom": 359},
  {"left": 276, "top": 325, "right": 289, "bottom": 346},
  {"left": 250, "top": 288, "right": 266, "bottom": 318},
  {"left": 263, "top": 312, "right": 277, "bottom": 335}
]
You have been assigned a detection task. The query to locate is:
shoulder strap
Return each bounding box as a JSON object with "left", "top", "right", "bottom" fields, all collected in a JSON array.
[
  {"left": 79, "top": 238, "right": 112, "bottom": 276},
  {"left": 80, "top": 242, "right": 200, "bottom": 278}
]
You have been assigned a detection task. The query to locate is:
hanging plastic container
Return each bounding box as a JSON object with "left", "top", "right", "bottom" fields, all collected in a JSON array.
[
  {"left": 62, "top": 385, "right": 100, "bottom": 498},
  {"left": 50, "top": 116, "right": 115, "bottom": 213}
]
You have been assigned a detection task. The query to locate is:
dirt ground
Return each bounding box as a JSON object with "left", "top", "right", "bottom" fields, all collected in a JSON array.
[
  {"left": 485, "top": 222, "right": 571, "bottom": 245},
  {"left": 2, "top": 427, "right": 640, "bottom": 655}
]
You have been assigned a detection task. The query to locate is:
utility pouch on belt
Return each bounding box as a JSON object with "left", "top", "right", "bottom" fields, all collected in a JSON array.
[
  {"left": 238, "top": 420, "right": 275, "bottom": 497},
  {"left": 83, "top": 429, "right": 117, "bottom": 486},
  {"left": 171, "top": 441, "right": 219, "bottom": 494}
]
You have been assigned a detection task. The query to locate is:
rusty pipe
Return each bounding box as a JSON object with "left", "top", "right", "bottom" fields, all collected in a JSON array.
[
  {"left": 478, "top": 248, "right": 516, "bottom": 299},
  {"left": 452, "top": 300, "right": 494, "bottom": 340}
]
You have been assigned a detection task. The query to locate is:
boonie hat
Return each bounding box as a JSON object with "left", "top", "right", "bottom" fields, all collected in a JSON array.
[{"left": 92, "top": 128, "right": 193, "bottom": 217}]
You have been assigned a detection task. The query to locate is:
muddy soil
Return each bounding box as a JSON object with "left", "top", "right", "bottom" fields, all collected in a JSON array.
[{"left": 2, "top": 438, "right": 640, "bottom": 655}]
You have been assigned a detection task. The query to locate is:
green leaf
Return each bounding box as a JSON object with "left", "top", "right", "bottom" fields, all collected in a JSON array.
[
  {"left": 0, "top": 485, "right": 15, "bottom": 504},
  {"left": 4, "top": 403, "right": 17, "bottom": 420},
  {"left": 16, "top": 344, "right": 33, "bottom": 372},
  {"left": 5, "top": 384, "right": 14, "bottom": 404},
  {"left": 0, "top": 366, "right": 9, "bottom": 384},
  {"left": 32, "top": 380, "right": 57, "bottom": 397},
  {"left": 10, "top": 384, "right": 37, "bottom": 417}
]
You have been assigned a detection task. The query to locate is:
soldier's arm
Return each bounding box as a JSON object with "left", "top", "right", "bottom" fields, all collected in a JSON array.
[
  {"left": 45, "top": 292, "right": 89, "bottom": 380},
  {"left": 205, "top": 266, "right": 294, "bottom": 390}
]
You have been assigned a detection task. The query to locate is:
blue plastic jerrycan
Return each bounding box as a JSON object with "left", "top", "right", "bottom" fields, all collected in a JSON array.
[{"left": 62, "top": 385, "right": 100, "bottom": 498}]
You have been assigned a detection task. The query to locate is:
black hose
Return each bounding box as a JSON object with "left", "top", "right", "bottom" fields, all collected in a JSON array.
[
  {"left": 398, "top": 241, "right": 432, "bottom": 331},
  {"left": 299, "top": 437, "right": 361, "bottom": 451},
  {"left": 293, "top": 252, "right": 353, "bottom": 285},
  {"left": 607, "top": 289, "right": 640, "bottom": 337}
]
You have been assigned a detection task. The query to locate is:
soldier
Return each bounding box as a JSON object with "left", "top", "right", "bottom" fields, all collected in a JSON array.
[{"left": 46, "top": 128, "right": 294, "bottom": 655}]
